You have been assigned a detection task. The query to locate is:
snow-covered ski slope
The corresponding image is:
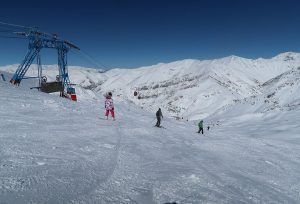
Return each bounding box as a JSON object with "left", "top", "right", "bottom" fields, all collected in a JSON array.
[{"left": 1, "top": 72, "right": 300, "bottom": 203}]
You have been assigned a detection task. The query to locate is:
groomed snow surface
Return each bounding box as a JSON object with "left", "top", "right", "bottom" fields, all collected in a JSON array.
[{"left": 1, "top": 78, "right": 300, "bottom": 203}]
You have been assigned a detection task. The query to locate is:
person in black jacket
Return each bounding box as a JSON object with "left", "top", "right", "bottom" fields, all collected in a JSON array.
[
  {"left": 0, "top": 72, "right": 5, "bottom": 81},
  {"left": 155, "top": 108, "right": 163, "bottom": 127}
]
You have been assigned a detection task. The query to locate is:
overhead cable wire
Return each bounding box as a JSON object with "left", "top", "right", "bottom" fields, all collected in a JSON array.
[
  {"left": 0, "top": 35, "right": 27, "bottom": 39},
  {"left": 79, "top": 49, "right": 111, "bottom": 70},
  {"left": 70, "top": 49, "right": 111, "bottom": 71},
  {"left": 0, "top": 27, "right": 21, "bottom": 32},
  {"left": 0, "top": 30, "right": 13, "bottom": 33},
  {"left": 0, "top": 29, "right": 21, "bottom": 33},
  {"left": 0, "top": 21, "right": 33, "bottom": 29}
]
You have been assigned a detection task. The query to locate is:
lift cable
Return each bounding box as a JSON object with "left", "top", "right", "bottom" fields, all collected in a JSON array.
[
  {"left": 0, "top": 35, "right": 27, "bottom": 39},
  {"left": 70, "top": 49, "right": 111, "bottom": 71},
  {"left": 0, "top": 28, "right": 22, "bottom": 33},
  {"left": 0, "top": 21, "right": 33, "bottom": 29}
]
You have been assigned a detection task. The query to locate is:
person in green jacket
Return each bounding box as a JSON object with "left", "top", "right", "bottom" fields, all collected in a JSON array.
[{"left": 198, "top": 120, "right": 204, "bottom": 134}]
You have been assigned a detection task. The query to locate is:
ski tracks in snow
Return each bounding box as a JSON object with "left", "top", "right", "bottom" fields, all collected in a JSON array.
[{"left": 98, "top": 119, "right": 123, "bottom": 184}]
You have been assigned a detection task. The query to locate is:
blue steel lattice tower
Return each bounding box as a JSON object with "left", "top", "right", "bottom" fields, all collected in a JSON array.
[{"left": 10, "top": 28, "right": 80, "bottom": 97}]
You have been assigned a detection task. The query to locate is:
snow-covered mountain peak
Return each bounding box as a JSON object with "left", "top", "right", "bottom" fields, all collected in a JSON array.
[
  {"left": 218, "top": 54, "right": 248, "bottom": 62},
  {"left": 272, "top": 52, "right": 300, "bottom": 61}
]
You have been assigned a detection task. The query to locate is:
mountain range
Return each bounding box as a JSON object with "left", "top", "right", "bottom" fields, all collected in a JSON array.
[{"left": 1, "top": 52, "right": 300, "bottom": 120}]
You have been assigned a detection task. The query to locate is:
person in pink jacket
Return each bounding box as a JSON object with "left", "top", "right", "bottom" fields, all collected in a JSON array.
[{"left": 105, "top": 92, "right": 115, "bottom": 120}]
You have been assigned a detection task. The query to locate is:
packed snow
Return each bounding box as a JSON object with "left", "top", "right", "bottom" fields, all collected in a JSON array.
[{"left": 1, "top": 53, "right": 300, "bottom": 203}]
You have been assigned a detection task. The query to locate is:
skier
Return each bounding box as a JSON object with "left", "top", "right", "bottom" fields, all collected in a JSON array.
[
  {"left": 105, "top": 92, "right": 115, "bottom": 120},
  {"left": 198, "top": 120, "right": 204, "bottom": 134},
  {"left": 155, "top": 108, "right": 163, "bottom": 127},
  {"left": 0, "top": 72, "right": 5, "bottom": 81},
  {"left": 207, "top": 125, "right": 210, "bottom": 131}
]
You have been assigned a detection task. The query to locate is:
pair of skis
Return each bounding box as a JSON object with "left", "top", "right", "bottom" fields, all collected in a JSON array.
[
  {"left": 154, "top": 125, "right": 166, "bottom": 129},
  {"left": 99, "top": 117, "right": 116, "bottom": 121}
]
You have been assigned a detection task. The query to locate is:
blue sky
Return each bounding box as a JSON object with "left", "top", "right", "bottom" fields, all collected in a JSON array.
[{"left": 1, "top": 0, "right": 300, "bottom": 69}]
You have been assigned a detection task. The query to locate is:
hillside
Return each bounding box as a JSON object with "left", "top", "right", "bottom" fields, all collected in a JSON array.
[{"left": 1, "top": 71, "right": 300, "bottom": 203}]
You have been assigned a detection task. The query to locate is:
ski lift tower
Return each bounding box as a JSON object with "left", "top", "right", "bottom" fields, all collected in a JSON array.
[{"left": 10, "top": 28, "right": 80, "bottom": 101}]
